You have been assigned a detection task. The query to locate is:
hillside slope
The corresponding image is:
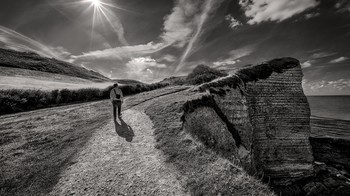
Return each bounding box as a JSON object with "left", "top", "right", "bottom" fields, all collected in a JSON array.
[{"left": 0, "top": 48, "right": 109, "bottom": 82}]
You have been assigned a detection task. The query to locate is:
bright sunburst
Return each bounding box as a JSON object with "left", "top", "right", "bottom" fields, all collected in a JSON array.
[
  {"left": 89, "top": 0, "right": 101, "bottom": 7},
  {"left": 76, "top": 0, "right": 133, "bottom": 47}
]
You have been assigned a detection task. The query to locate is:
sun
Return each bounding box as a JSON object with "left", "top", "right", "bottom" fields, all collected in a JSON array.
[{"left": 89, "top": 0, "right": 101, "bottom": 7}]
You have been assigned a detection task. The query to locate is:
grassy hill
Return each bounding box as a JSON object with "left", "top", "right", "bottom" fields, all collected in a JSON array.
[{"left": 0, "top": 48, "right": 109, "bottom": 82}]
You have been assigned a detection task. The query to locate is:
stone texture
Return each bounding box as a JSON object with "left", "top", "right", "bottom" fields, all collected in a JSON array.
[
  {"left": 212, "top": 88, "right": 254, "bottom": 169},
  {"left": 245, "top": 66, "right": 314, "bottom": 185},
  {"left": 213, "top": 88, "right": 253, "bottom": 151}
]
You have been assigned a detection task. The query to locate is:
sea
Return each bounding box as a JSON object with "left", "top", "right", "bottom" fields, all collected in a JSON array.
[{"left": 307, "top": 96, "right": 350, "bottom": 121}]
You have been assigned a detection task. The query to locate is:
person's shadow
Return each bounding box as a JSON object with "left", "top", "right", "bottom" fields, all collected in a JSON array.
[{"left": 114, "top": 117, "right": 134, "bottom": 142}]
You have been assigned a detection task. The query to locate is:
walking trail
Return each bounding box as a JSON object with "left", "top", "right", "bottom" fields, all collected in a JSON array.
[{"left": 49, "top": 96, "right": 189, "bottom": 196}]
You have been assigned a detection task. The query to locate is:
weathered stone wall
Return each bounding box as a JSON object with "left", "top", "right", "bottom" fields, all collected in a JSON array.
[
  {"left": 212, "top": 88, "right": 253, "bottom": 151},
  {"left": 212, "top": 88, "right": 254, "bottom": 169},
  {"left": 245, "top": 65, "right": 314, "bottom": 185}
]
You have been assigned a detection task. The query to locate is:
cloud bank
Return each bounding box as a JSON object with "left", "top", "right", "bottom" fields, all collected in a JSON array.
[
  {"left": 303, "top": 79, "right": 350, "bottom": 95},
  {"left": 125, "top": 56, "right": 167, "bottom": 82},
  {"left": 239, "top": 0, "right": 319, "bottom": 24}
]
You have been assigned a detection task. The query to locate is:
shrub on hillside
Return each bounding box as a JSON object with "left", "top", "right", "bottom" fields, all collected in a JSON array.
[
  {"left": 0, "top": 82, "right": 168, "bottom": 115},
  {"left": 186, "top": 64, "right": 228, "bottom": 85}
]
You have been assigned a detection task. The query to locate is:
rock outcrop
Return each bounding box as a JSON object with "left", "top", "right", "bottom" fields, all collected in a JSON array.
[
  {"left": 182, "top": 57, "right": 314, "bottom": 186},
  {"left": 245, "top": 61, "right": 314, "bottom": 185}
]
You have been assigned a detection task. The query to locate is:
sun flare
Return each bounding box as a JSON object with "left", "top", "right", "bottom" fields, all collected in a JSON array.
[
  {"left": 89, "top": 0, "right": 101, "bottom": 7},
  {"left": 76, "top": 0, "right": 134, "bottom": 47}
]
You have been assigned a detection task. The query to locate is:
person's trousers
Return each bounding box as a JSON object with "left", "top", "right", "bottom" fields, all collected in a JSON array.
[{"left": 112, "top": 101, "right": 122, "bottom": 119}]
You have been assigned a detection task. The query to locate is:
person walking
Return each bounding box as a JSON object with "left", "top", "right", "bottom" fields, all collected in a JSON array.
[{"left": 110, "top": 83, "right": 124, "bottom": 120}]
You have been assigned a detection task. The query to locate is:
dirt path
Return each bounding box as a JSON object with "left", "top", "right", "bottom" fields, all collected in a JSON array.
[{"left": 49, "top": 97, "right": 189, "bottom": 195}]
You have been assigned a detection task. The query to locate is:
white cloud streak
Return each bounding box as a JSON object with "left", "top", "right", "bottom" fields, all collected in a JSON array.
[
  {"left": 329, "top": 56, "right": 349, "bottom": 63},
  {"left": 175, "top": 0, "right": 224, "bottom": 72},
  {"left": 72, "top": 42, "right": 167, "bottom": 62},
  {"left": 239, "top": 0, "right": 319, "bottom": 24},
  {"left": 311, "top": 51, "right": 336, "bottom": 59},
  {"left": 0, "top": 25, "right": 69, "bottom": 60}
]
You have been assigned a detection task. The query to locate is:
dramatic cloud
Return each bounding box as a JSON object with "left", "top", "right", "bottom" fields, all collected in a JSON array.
[
  {"left": 125, "top": 56, "right": 167, "bottom": 82},
  {"left": 161, "top": 0, "right": 199, "bottom": 47},
  {"left": 0, "top": 25, "right": 69, "bottom": 60},
  {"left": 75, "top": 0, "right": 226, "bottom": 74},
  {"left": 301, "top": 60, "right": 312, "bottom": 68},
  {"left": 239, "top": 0, "right": 319, "bottom": 24},
  {"left": 329, "top": 56, "right": 349, "bottom": 63},
  {"left": 225, "top": 15, "right": 242, "bottom": 29}
]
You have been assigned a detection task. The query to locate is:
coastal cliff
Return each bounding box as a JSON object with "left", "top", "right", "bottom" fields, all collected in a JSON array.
[
  {"left": 183, "top": 58, "right": 314, "bottom": 185},
  {"left": 144, "top": 57, "right": 350, "bottom": 195}
]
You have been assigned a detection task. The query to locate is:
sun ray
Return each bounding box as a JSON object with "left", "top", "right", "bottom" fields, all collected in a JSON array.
[
  {"left": 55, "top": 0, "right": 138, "bottom": 47},
  {"left": 89, "top": 5, "right": 97, "bottom": 48}
]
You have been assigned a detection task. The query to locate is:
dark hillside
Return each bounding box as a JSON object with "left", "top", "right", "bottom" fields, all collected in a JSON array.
[
  {"left": 160, "top": 65, "right": 227, "bottom": 86},
  {"left": 0, "top": 48, "right": 109, "bottom": 81}
]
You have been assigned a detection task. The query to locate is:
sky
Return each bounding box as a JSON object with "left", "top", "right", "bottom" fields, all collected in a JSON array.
[{"left": 0, "top": 0, "right": 349, "bottom": 95}]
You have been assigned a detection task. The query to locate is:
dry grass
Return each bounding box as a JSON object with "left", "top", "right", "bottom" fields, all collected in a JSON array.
[{"left": 0, "top": 100, "right": 111, "bottom": 196}]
